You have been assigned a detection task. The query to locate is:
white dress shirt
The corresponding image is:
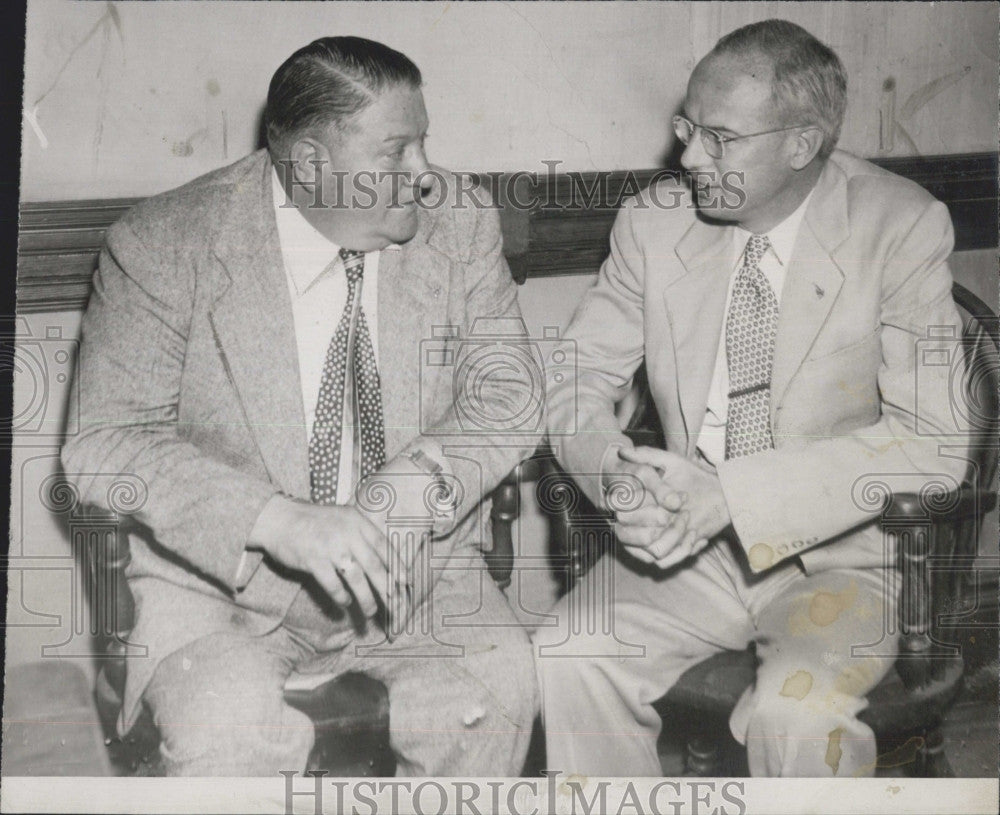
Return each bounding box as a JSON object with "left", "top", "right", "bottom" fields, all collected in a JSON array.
[
  {"left": 696, "top": 191, "right": 814, "bottom": 466},
  {"left": 271, "top": 166, "right": 397, "bottom": 503}
]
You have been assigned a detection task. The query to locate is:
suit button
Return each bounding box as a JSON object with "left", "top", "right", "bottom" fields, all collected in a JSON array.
[{"left": 230, "top": 611, "right": 246, "bottom": 627}]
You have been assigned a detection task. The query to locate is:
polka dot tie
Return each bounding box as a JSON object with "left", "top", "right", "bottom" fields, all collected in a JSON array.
[
  {"left": 309, "top": 249, "right": 386, "bottom": 504},
  {"left": 725, "top": 234, "right": 778, "bottom": 460}
]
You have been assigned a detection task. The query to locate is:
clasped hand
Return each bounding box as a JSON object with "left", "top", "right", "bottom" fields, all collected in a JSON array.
[{"left": 608, "top": 446, "right": 731, "bottom": 570}]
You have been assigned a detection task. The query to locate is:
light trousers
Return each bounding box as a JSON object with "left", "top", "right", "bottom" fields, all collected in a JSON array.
[{"left": 534, "top": 537, "right": 898, "bottom": 777}]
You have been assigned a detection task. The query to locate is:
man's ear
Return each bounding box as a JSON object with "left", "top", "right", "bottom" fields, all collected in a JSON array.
[
  {"left": 288, "top": 136, "right": 329, "bottom": 185},
  {"left": 790, "top": 126, "right": 824, "bottom": 170}
]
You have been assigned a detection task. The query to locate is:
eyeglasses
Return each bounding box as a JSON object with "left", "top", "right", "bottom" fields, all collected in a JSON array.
[{"left": 672, "top": 114, "right": 807, "bottom": 159}]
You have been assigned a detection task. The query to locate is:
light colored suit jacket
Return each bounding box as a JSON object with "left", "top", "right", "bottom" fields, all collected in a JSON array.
[
  {"left": 62, "top": 150, "right": 536, "bottom": 730},
  {"left": 547, "top": 150, "right": 969, "bottom": 576}
]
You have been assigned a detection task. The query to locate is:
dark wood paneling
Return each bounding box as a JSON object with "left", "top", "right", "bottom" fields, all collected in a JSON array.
[
  {"left": 18, "top": 200, "right": 136, "bottom": 313},
  {"left": 16, "top": 153, "right": 997, "bottom": 312},
  {"left": 872, "top": 153, "right": 998, "bottom": 254},
  {"left": 501, "top": 152, "right": 998, "bottom": 282}
]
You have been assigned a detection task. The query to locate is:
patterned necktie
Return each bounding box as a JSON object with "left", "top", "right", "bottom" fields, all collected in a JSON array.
[
  {"left": 309, "top": 248, "right": 386, "bottom": 504},
  {"left": 725, "top": 234, "right": 778, "bottom": 460}
]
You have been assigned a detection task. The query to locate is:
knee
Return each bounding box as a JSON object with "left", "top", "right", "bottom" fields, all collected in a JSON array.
[
  {"left": 743, "top": 680, "right": 870, "bottom": 750},
  {"left": 745, "top": 689, "right": 816, "bottom": 739},
  {"left": 743, "top": 687, "right": 876, "bottom": 777},
  {"left": 753, "top": 664, "right": 871, "bottom": 725},
  {"left": 154, "top": 690, "right": 313, "bottom": 776},
  {"left": 158, "top": 702, "right": 313, "bottom": 776},
  {"left": 147, "top": 668, "right": 312, "bottom": 775},
  {"left": 532, "top": 621, "right": 615, "bottom": 689}
]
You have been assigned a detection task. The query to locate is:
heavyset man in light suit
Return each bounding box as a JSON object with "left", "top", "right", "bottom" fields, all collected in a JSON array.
[
  {"left": 62, "top": 37, "right": 538, "bottom": 776},
  {"left": 538, "top": 20, "right": 969, "bottom": 776}
]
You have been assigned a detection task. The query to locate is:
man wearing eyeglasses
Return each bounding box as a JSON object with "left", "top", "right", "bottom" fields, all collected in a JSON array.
[{"left": 539, "top": 19, "right": 967, "bottom": 776}]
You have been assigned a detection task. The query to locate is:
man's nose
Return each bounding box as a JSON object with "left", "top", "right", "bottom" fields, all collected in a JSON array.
[
  {"left": 679, "top": 133, "right": 713, "bottom": 172},
  {"left": 406, "top": 148, "right": 432, "bottom": 190}
]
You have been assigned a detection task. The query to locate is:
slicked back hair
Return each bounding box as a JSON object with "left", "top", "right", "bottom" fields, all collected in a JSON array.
[
  {"left": 710, "top": 19, "right": 847, "bottom": 159},
  {"left": 265, "top": 36, "right": 422, "bottom": 156}
]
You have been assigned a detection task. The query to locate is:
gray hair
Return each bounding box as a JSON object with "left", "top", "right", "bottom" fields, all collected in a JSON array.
[{"left": 711, "top": 19, "right": 847, "bottom": 159}]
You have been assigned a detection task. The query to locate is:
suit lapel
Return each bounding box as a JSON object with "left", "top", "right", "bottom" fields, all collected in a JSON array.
[
  {"left": 207, "top": 155, "right": 310, "bottom": 498},
  {"left": 770, "top": 161, "right": 850, "bottom": 414},
  {"left": 377, "top": 211, "right": 451, "bottom": 459},
  {"left": 669, "top": 217, "right": 735, "bottom": 454}
]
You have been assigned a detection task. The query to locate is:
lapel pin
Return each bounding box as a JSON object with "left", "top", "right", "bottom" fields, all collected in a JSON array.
[{"left": 814, "top": 284, "right": 825, "bottom": 298}]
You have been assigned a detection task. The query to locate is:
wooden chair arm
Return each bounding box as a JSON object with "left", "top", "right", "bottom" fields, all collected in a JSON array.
[
  {"left": 93, "top": 518, "right": 135, "bottom": 732},
  {"left": 538, "top": 456, "right": 611, "bottom": 582},
  {"left": 882, "top": 486, "right": 993, "bottom": 690},
  {"left": 486, "top": 449, "right": 550, "bottom": 589},
  {"left": 884, "top": 488, "right": 996, "bottom": 522},
  {"left": 487, "top": 467, "right": 520, "bottom": 589},
  {"left": 106, "top": 522, "right": 136, "bottom": 636}
]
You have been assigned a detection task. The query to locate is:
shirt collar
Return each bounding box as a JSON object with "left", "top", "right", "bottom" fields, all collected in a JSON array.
[
  {"left": 271, "top": 165, "right": 341, "bottom": 296},
  {"left": 734, "top": 187, "right": 815, "bottom": 267}
]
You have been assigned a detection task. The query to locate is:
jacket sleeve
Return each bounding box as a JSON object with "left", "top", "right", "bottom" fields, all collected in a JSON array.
[
  {"left": 546, "top": 197, "right": 648, "bottom": 509},
  {"left": 406, "top": 199, "right": 542, "bottom": 528},
  {"left": 60, "top": 216, "right": 277, "bottom": 591},
  {"left": 718, "top": 199, "right": 971, "bottom": 572}
]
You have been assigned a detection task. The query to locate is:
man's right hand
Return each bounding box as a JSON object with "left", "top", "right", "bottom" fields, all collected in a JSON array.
[
  {"left": 604, "top": 446, "right": 701, "bottom": 568},
  {"left": 248, "top": 494, "right": 397, "bottom": 618}
]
